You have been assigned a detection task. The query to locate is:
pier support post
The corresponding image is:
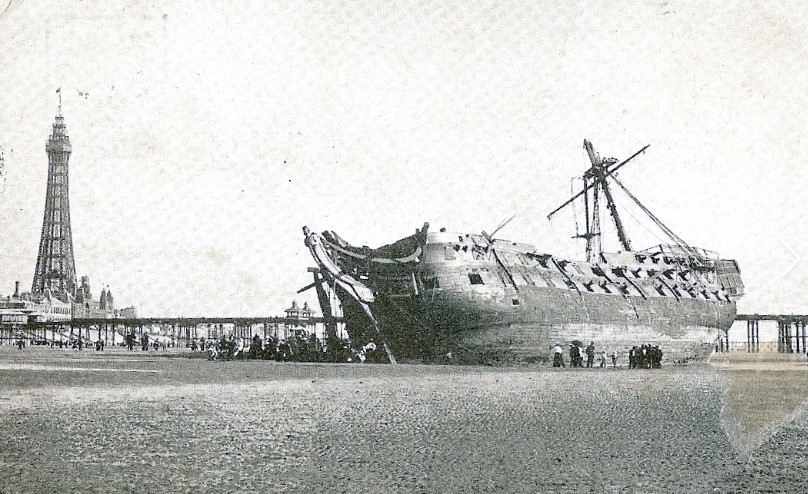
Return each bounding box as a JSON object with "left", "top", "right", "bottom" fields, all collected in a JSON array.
[
  {"left": 750, "top": 320, "right": 756, "bottom": 352},
  {"left": 746, "top": 320, "right": 751, "bottom": 353},
  {"left": 791, "top": 322, "right": 796, "bottom": 352},
  {"left": 787, "top": 322, "right": 794, "bottom": 353},
  {"left": 802, "top": 320, "right": 807, "bottom": 354}
]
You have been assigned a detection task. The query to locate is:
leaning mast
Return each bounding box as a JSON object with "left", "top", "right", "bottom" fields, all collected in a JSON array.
[
  {"left": 548, "top": 140, "right": 649, "bottom": 260},
  {"left": 584, "top": 140, "right": 632, "bottom": 253}
]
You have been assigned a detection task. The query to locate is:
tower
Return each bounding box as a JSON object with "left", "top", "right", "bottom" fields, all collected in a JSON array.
[{"left": 31, "top": 111, "right": 77, "bottom": 300}]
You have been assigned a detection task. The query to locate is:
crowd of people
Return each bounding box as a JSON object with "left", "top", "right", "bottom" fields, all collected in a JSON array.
[
  {"left": 123, "top": 333, "right": 176, "bottom": 352},
  {"left": 200, "top": 333, "right": 379, "bottom": 363},
  {"left": 551, "top": 341, "right": 663, "bottom": 369},
  {"left": 10, "top": 331, "right": 666, "bottom": 369},
  {"left": 628, "top": 344, "right": 664, "bottom": 369},
  {"left": 13, "top": 335, "right": 105, "bottom": 351},
  {"left": 8, "top": 330, "right": 377, "bottom": 364}
]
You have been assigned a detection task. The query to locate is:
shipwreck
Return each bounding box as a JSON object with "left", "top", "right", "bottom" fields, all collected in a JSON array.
[{"left": 303, "top": 140, "right": 744, "bottom": 364}]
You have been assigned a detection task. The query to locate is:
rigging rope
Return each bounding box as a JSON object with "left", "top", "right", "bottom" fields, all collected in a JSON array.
[
  {"left": 609, "top": 174, "right": 699, "bottom": 257},
  {"left": 613, "top": 194, "right": 668, "bottom": 246},
  {"left": 571, "top": 177, "right": 580, "bottom": 237}
]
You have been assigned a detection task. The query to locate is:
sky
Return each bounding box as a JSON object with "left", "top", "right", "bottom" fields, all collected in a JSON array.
[{"left": 0, "top": 0, "right": 807, "bottom": 318}]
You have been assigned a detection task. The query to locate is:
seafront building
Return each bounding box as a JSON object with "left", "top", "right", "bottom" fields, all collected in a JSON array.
[
  {"left": 0, "top": 282, "right": 71, "bottom": 324},
  {"left": 283, "top": 300, "right": 315, "bottom": 338}
]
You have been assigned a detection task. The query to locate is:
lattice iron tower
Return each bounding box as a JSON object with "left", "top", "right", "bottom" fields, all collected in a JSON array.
[{"left": 31, "top": 112, "right": 77, "bottom": 298}]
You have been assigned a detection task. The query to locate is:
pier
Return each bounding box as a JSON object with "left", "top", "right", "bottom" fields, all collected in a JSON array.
[
  {"left": 0, "top": 316, "right": 342, "bottom": 348},
  {"left": 727, "top": 314, "right": 808, "bottom": 354}
]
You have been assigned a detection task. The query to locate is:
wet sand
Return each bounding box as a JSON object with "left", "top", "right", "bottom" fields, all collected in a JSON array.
[{"left": 1, "top": 347, "right": 806, "bottom": 493}]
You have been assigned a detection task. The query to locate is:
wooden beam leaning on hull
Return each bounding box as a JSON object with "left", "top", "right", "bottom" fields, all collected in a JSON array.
[{"left": 303, "top": 226, "right": 398, "bottom": 364}]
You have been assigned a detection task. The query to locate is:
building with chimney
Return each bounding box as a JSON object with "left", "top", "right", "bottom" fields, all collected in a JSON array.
[{"left": 0, "top": 281, "right": 71, "bottom": 325}]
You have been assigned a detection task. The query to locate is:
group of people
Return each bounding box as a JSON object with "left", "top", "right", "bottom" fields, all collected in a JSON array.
[
  {"left": 123, "top": 333, "right": 174, "bottom": 352},
  {"left": 551, "top": 341, "right": 619, "bottom": 368},
  {"left": 14, "top": 336, "right": 107, "bottom": 351},
  {"left": 628, "top": 344, "right": 664, "bottom": 369},
  {"left": 201, "top": 333, "right": 372, "bottom": 363},
  {"left": 551, "top": 341, "right": 665, "bottom": 369},
  {"left": 203, "top": 333, "right": 317, "bottom": 362}
]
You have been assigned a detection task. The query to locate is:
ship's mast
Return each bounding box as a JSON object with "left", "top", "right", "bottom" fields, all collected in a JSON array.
[
  {"left": 584, "top": 140, "right": 632, "bottom": 252},
  {"left": 547, "top": 140, "right": 649, "bottom": 260},
  {"left": 578, "top": 172, "right": 601, "bottom": 262}
]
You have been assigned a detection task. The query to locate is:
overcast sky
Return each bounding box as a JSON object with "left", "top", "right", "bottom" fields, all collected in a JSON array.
[{"left": 0, "top": 0, "right": 806, "bottom": 317}]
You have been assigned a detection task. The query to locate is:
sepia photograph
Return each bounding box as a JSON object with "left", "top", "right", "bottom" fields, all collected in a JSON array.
[{"left": 1, "top": 1, "right": 807, "bottom": 492}]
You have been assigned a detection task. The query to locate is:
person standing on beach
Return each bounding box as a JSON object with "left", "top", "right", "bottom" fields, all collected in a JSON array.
[
  {"left": 586, "top": 342, "right": 596, "bottom": 368},
  {"left": 250, "top": 334, "right": 262, "bottom": 359},
  {"left": 569, "top": 343, "right": 580, "bottom": 368},
  {"left": 552, "top": 343, "right": 564, "bottom": 367},
  {"left": 652, "top": 345, "right": 663, "bottom": 368},
  {"left": 610, "top": 351, "right": 617, "bottom": 368},
  {"left": 599, "top": 350, "right": 607, "bottom": 368}
]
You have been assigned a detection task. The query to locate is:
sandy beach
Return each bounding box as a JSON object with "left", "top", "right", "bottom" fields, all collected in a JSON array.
[{"left": 1, "top": 347, "right": 806, "bottom": 493}]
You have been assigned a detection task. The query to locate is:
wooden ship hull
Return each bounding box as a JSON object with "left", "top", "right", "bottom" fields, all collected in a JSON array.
[
  {"left": 303, "top": 140, "right": 744, "bottom": 364},
  {"left": 303, "top": 226, "right": 742, "bottom": 364}
]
